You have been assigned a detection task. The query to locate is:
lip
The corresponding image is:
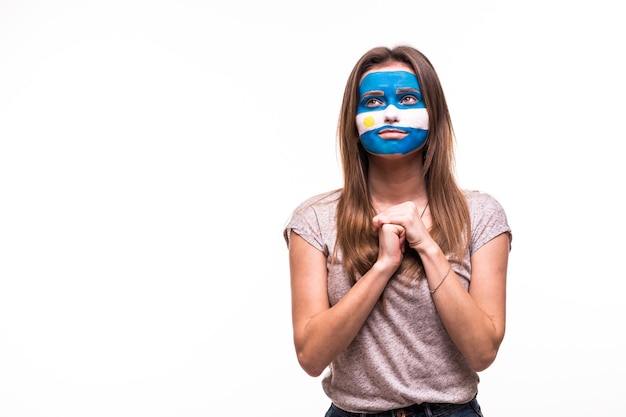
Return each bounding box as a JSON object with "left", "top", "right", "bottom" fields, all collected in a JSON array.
[{"left": 378, "top": 128, "right": 408, "bottom": 139}]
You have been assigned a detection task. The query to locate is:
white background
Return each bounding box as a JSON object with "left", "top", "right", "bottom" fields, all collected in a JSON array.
[{"left": 1, "top": 1, "right": 624, "bottom": 416}]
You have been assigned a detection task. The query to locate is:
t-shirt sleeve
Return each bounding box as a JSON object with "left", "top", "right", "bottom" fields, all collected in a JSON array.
[
  {"left": 469, "top": 192, "right": 512, "bottom": 255},
  {"left": 283, "top": 202, "right": 327, "bottom": 254}
]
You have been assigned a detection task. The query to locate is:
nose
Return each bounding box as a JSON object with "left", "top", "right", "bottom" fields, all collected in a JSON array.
[{"left": 383, "top": 104, "right": 400, "bottom": 124}]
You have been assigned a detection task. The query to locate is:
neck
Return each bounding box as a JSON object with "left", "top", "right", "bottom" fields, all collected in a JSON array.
[{"left": 367, "top": 152, "right": 427, "bottom": 208}]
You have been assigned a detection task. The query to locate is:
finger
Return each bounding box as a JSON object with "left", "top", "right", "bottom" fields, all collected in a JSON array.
[
  {"left": 399, "top": 227, "right": 406, "bottom": 254},
  {"left": 372, "top": 218, "right": 381, "bottom": 232},
  {"left": 372, "top": 213, "right": 390, "bottom": 231}
]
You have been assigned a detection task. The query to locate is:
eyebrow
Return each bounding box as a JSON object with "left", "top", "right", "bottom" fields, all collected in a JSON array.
[
  {"left": 397, "top": 87, "right": 421, "bottom": 94},
  {"left": 361, "top": 87, "right": 421, "bottom": 97},
  {"left": 361, "top": 90, "right": 384, "bottom": 98}
]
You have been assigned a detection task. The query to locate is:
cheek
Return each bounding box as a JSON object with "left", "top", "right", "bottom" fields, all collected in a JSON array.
[
  {"left": 400, "top": 108, "right": 429, "bottom": 130},
  {"left": 355, "top": 112, "right": 384, "bottom": 135}
]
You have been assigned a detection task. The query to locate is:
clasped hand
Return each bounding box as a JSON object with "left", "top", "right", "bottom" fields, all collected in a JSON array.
[{"left": 372, "top": 201, "right": 429, "bottom": 268}]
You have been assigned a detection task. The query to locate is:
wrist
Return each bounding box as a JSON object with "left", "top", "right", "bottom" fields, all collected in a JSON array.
[
  {"left": 372, "top": 258, "right": 401, "bottom": 278},
  {"left": 410, "top": 237, "right": 439, "bottom": 258}
]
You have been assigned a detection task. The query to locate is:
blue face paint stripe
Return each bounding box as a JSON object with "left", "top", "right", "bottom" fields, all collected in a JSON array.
[{"left": 360, "top": 128, "right": 428, "bottom": 155}]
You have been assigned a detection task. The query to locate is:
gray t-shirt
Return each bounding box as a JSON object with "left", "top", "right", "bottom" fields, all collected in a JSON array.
[{"left": 283, "top": 189, "right": 512, "bottom": 413}]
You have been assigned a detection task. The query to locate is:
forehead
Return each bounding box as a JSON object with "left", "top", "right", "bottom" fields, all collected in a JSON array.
[
  {"left": 360, "top": 62, "right": 415, "bottom": 82},
  {"left": 359, "top": 69, "right": 420, "bottom": 95}
]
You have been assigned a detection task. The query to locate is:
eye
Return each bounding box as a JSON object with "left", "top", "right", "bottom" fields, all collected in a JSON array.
[
  {"left": 365, "top": 98, "right": 384, "bottom": 108},
  {"left": 400, "top": 95, "right": 419, "bottom": 105}
]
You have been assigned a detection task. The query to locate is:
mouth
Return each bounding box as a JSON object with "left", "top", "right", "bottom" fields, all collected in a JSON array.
[{"left": 377, "top": 128, "right": 408, "bottom": 140}]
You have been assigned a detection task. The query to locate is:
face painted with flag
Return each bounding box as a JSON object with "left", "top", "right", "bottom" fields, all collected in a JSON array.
[{"left": 356, "top": 70, "right": 429, "bottom": 155}]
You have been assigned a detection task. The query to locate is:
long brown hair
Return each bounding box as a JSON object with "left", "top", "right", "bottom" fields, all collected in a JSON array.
[{"left": 335, "top": 45, "right": 471, "bottom": 284}]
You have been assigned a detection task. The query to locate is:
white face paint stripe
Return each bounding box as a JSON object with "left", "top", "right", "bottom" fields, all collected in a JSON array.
[{"left": 355, "top": 107, "right": 429, "bottom": 136}]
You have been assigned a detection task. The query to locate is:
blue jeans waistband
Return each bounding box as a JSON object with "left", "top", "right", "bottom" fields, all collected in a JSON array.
[{"left": 327, "top": 396, "right": 480, "bottom": 417}]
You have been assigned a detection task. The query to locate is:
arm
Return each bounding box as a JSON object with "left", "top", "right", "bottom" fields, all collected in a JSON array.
[
  {"left": 418, "top": 232, "right": 510, "bottom": 371},
  {"left": 288, "top": 223, "right": 404, "bottom": 377},
  {"left": 373, "top": 201, "right": 510, "bottom": 372}
]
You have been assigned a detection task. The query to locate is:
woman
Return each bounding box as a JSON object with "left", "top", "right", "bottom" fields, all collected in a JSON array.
[{"left": 283, "top": 45, "right": 512, "bottom": 417}]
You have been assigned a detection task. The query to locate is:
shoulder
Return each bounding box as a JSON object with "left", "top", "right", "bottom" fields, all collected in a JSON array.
[
  {"left": 288, "top": 189, "right": 342, "bottom": 222},
  {"left": 283, "top": 189, "right": 342, "bottom": 250},
  {"left": 463, "top": 189, "right": 507, "bottom": 215},
  {"left": 293, "top": 189, "right": 342, "bottom": 212}
]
